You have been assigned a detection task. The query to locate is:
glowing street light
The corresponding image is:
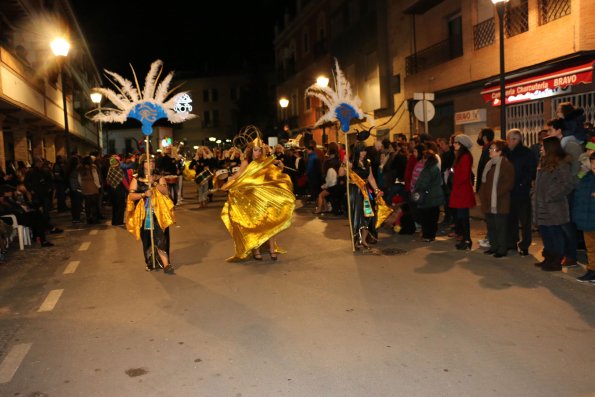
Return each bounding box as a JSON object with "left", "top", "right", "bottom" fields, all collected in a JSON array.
[
  {"left": 279, "top": 98, "right": 289, "bottom": 108},
  {"left": 316, "top": 76, "right": 329, "bottom": 88},
  {"left": 492, "top": 0, "right": 510, "bottom": 139},
  {"left": 51, "top": 37, "right": 71, "bottom": 156},
  {"left": 90, "top": 92, "right": 103, "bottom": 153},
  {"left": 208, "top": 137, "right": 217, "bottom": 142}
]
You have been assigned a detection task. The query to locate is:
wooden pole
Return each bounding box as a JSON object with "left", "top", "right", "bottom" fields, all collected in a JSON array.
[
  {"left": 146, "top": 135, "right": 158, "bottom": 269},
  {"left": 344, "top": 133, "right": 356, "bottom": 252}
]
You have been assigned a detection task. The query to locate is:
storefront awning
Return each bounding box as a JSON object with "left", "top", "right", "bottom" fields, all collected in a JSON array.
[{"left": 481, "top": 61, "right": 594, "bottom": 106}]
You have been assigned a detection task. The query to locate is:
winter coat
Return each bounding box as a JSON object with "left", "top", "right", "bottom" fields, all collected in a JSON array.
[
  {"left": 507, "top": 144, "right": 537, "bottom": 198},
  {"left": 478, "top": 157, "right": 515, "bottom": 214},
  {"left": 449, "top": 152, "right": 476, "bottom": 209},
  {"left": 562, "top": 108, "right": 588, "bottom": 142},
  {"left": 475, "top": 144, "right": 491, "bottom": 192},
  {"left": 413, "top": 164, "right": 444, "bottom": 209},
  {"left": 572, "top": 171, "right": 595, "bottom": 232},
  {"left": 533, "top": 162, "right": 575, "bottom": 226}
]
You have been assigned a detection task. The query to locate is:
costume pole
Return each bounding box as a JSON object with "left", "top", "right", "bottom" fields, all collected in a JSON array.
[
  {"left": 146, "top": 135, "right": 158, "bottom": 269},
  {"left": 344, "top": 133, "right": 355, "bottom": 252}
]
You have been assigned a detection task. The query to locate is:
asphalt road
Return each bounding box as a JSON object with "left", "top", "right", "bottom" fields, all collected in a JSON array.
[{"left": 0, "top": 184, "right": 593, "bottom": 397}]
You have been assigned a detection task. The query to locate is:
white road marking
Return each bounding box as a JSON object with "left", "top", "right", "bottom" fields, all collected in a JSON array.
[
  {"left": 79, "top": 242, "right": 91, "bottom": 251},
  {"left": 63, "top": 261, "right": 80, "bottom": 274},
  {"left": 0, "top": 343, "right": 32, "bottom": 383},
  {"left": 89, "top": 230, "right": 98, "bottom": 235},
  {"left": 38, "top": 289, "right": 64, "bottom": 312}
]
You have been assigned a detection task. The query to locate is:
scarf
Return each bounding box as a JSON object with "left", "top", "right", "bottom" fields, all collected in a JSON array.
[{"left": 482, "top": 156, "right": 503, "bottom": 214}]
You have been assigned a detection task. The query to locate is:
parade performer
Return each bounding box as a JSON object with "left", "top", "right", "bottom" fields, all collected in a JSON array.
[
  {"left": 86, "top": 59, "right": 195, "bottom": 272},
  {"left": 126, "top": 155, "right": 175, "bottom": 273},
  {"left": 221, "top": 131, "right": 295, "bottom": 261}
]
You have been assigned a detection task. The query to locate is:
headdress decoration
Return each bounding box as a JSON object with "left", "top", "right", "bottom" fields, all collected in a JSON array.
[
  {"left": 87, "top": 59, "right": 196, "bottom": 135},
  {"left": 232, "top": 125, "right": 264, "bottom": 151},
  {"left": 305, "top": 58, "right": 372, "bottom": 133}
]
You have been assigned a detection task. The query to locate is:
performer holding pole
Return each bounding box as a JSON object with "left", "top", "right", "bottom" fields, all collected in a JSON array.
[
  {"left": 86, "top": 59, "right": 195, "bottom": 271},
  {"left": 126, "top": 152, "right": 175, "bottom": 273}
]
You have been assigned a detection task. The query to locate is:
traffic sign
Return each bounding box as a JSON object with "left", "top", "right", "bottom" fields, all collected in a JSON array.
[{"left": 414, "top": 100, "right": 435, "bottom": 122}]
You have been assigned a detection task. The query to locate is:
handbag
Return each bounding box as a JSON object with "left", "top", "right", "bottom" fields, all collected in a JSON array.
[{"left": 410, "top": 188, "right": 429, "bottom": 204}]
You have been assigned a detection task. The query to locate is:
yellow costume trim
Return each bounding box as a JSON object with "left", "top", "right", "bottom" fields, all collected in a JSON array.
[
  {"left": 348, "top": 170, "right": 393, "bottom": 228},
  {"left": 125, "top": 187, "right": 175, "bottom": 240},
  {"left": 221, "top": 156, "right": 295, "bottom": 261}
]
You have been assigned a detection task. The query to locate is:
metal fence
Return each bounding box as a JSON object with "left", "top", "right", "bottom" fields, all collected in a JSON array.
[
  {"left": 538, "top": 0, "right": 571, "bottom": 25},
  {"left": 506, "top": 100, "right": 545, "bottom": 147},
  {"left": 473, "top": 18, "right": 495, "bottom": 50}
]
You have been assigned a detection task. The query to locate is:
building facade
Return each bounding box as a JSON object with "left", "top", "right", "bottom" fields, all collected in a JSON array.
[{"left": 0, "top": 0, "right": 102, "bottom": 169}]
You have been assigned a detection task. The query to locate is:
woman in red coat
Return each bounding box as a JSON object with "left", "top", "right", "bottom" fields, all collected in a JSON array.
[{"left": 449, "top": 134, "right": 476, "bottom": 250}]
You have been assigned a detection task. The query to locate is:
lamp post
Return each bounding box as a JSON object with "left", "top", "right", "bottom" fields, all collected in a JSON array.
[
  {"left": 492, "top": 0, "right": 509, "bottom": 139},
  {"left": 316, "top": 76, "right": 329, "bottom": 143},
  {"left": 50, "top": 37, "right": 71, "bottom": 156},
  {"left": 90, "top": 92, "right": 103, "bottom": 154}
]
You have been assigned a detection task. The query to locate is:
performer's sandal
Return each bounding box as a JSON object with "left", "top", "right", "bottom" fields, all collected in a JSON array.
[
  {"left": 269, "top": 251, "right": 278, "bottom": 261},
  {"left": 163, "top": 265, "right": 175, "bottom": 274},
  {"left": 252, "top": 250, "right": 263, "bottom": 261}
]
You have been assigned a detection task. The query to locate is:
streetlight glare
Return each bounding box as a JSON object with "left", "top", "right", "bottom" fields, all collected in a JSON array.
[
  {"left": 50, "top": 37, "right": 70, "bottom": 57},
  {"left": 209, "top": 137, "right": 217, "bottom": 142},
  {"left": 216, "top": 139, "right": 222, "bottom": 144},
  {"left": 279, "top": 98, "right": 289, "bottom": 108},
  {"left": 316, "top": 76, "right": 329, "bottom": 88},
  {"left": 90, "top": 92, "right": 102, "bottom": 104},
  {"left": 491, "top": 0, "right": 509, "bottom": 3}
]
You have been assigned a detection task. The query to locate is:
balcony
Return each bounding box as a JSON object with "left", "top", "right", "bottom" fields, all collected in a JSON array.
[
  {"left": 473, "top": 18, "right": 495, "bottom": 50},
  {"left": 405, "top": 36, "right": 463, "bottom": 75}
]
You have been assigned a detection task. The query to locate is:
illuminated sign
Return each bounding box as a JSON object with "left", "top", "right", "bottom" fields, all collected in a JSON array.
[{"left": 455, "top": 109, "right": 486, "bottom": 125}]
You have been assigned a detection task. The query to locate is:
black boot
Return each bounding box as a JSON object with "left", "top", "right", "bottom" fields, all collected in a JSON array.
[
  {"left": 456, "top": 218, "right": 471, "bottom": 250},
  {"left": 541, "top": 253, "right": 563, "bottom": 272}
]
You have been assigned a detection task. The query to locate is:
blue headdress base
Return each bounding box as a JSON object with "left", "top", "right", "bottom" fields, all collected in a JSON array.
[
  {"left": 335, "top": 103, "right": 359, "bottom": 133},
  {"left": 128, "top": 101, "right": 168, "bottom": 136}
]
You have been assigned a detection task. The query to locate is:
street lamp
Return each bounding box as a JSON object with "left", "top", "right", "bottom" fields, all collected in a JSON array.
[
  {"left": 50, "top": 37, "right": 71, "bottom": 156},
  {"left": 90, "top": 92, "right": 103, "bottom": 153},
  {"left": 315, "top": 76, "right": 329, "bottom": 143},
  {"left": 279, "top": 97, "right": 289, "bottom": 130},
  {"left": 492, "top": 0, "right": 509, "bottom": 139}
]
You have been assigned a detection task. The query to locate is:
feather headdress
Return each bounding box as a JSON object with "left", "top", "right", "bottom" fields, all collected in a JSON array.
[
  {"left": 88, "top": 59, "right": 196, "bottom": 135},
  {"left": 305, "top": 59, "right": 372, "bottom": 132}
]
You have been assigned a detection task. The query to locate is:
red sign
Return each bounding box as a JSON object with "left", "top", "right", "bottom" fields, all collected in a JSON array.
[{"left": 481, "top": 61, "right": 594, "bottom": 105}]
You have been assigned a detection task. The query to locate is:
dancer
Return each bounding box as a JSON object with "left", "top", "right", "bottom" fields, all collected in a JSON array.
[
  {"left": 348, "top": 142, "right": 384, "bottom": 249},
  {"left": 126, "top": 155, "right": 175, "bottom": 274},
  {"left": 221, "top": 134, "right": 295, "bottom": 261}
]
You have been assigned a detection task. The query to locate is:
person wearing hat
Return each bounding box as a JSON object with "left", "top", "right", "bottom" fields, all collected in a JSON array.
[
  {"left": 221, "top": 134, "right": 295, "bottom": 261},
  {"left": 449, "top": 134, "right": 476, "bottom": 250}
]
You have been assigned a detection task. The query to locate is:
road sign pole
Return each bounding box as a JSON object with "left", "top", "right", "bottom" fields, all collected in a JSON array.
[{"left": 423, "top": 93, "right": 429, "bottom": 135}]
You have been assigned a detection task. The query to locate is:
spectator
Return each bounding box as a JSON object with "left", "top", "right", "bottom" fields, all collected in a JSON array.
[
  {"left": 533, "top": 136, "right": 576, "bottom": 272},
  {"left": 557, "top": 101, "right": 588, "bottom": 145},
  {"left": 475, "top": 128, "right": 495, "bottom": 193},
  {"left": 450, "top": 134, "right": 476, "bottom": 250},
  {"left": 314, "top": 143, "right": 341, "bottom": 214},
  {"left": 437, "top": 137, "right": 455, "bottom": 227},
  {"left": 573, "top": 152, "right": 595, "bottom": 283},
  {"left": 413, "top": 150, "right": 444, "bottom": 242},
  {"left": 479, "top": 140, "right": 515, "bottom": 258},
  {"left": 68, "top": 155, "right": 83, "bottom": 224},
  {"left": 506, "top": 129, "right": 537, "bottom": 256},
  {"left": 78, "top": 156, "right": 101, "bottom": 224},
  {"left": 305, "top": 143, "right": 322, "bottom": 204},
  {"left": 24, "top": 157, "right": 61, "bottom": 234},
  {"left": 52, "top": 155, "right": 68, "bottom": 212}
]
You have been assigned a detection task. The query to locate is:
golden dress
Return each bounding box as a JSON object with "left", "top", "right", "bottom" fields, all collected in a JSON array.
[{"left": 221, "top": 156, "right": 295, "bottom": 261}]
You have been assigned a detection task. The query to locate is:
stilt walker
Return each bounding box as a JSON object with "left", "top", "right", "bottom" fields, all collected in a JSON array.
[
  {"left": 86, "top": 59, "right": 195, "bottom": 271},
  {"left": 305, "top": 59, "right": 373, "bottom": 252}
]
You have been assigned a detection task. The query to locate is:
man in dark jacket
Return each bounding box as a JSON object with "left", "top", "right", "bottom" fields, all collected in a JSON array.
[
  {"left": 506, "top": 129, "right": 537, "bottom": 255},
  {"left": 475, "top": 128, "right": 494, "bottom": 193}
]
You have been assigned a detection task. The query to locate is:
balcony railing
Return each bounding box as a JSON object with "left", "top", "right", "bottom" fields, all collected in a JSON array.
[
  {"left": 538, "top": 0, "right": 570, "bottom": 25},
  {"left": 473, "top": 18, "right": 495, "bottom": 50},
  {"left": 505, "top": 0, "right": 529, "bottom": 37},
  {"left": 405, "top": 37, "right": 462, "bottom": 75}
]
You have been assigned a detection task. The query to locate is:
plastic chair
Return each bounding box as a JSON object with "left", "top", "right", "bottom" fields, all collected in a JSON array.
[{"left": 1, "top": 214, "right": 32, "bottom": 250}]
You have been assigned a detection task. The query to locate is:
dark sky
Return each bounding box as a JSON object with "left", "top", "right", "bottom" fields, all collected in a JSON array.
[{"left": 69, "top": 1, "right": 295, "bottom": 78}]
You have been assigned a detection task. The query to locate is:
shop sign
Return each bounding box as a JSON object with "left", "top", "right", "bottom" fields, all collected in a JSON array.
[
  {"left": 455, "top": 109, "right": 486, "bottom": 125},
  {"left": 481, "top": 61, "right": 594, "bottom": 106}
]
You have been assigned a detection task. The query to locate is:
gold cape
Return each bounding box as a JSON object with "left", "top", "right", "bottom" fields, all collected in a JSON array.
[
  {"left": 125, "top": 187, "right": 175, "bottom": 240},
  {"left": 221, "top": 156, "right": 295, "bottom": 261},
  {"left": 348, "top": 170, "right": 393, "bottom": 229}
]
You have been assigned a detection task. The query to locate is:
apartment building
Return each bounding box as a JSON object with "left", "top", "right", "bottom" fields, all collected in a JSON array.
[
  {"left": 393, "top": 0, "right": 594, "bottom": 149},
  {"left": 0, "top": 0, "right": 101, "bottom": 168},
  {"left": 274, "top": 0, "right": 397, "bottom": 146}
]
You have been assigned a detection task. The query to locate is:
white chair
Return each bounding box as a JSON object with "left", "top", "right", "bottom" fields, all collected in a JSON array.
[{"left": 1, "top": 214, "right": 32, "bottom": 250}]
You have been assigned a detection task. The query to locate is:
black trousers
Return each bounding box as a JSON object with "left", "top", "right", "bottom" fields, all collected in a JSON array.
[
  {"left": 487, "top": 213, "right": 508, "bottom": 255},
  {"left": 111, "top": 184, "right": 128, "bottom": 225},
  {"left": 418, "top": 206, "right": 440, "bottom": 239},
  {"left": 507, "top": 196, "right": 532, "bottom": 250}
]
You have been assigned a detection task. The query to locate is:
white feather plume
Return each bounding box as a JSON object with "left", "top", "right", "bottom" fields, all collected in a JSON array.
[
  {"left": 305, "top": 58, "right": 371, "bottom": 128},
  {"left": 88, "top": 60, "right": 195, "bottom": 126}
]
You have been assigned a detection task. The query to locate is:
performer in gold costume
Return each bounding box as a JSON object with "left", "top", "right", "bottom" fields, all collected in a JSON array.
[
  {"left": 221, "top": 137, "right": 295, "bottom": 261},
  {"left": 126, "top": 155, "right": 175, "bottom": 273}
]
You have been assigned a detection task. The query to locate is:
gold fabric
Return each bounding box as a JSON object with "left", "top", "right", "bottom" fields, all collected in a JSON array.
[
  {"left": 375, "top": 196, "right": 394, "bottom": 230},
  {"left": 125, "top": 187, "right": 175, "bottom": 240},
  {"left": 348, "top": 170, "right": 374, "bottom": 217},
  {"left": 221, "top": 156, "right": 295, "bottom": 261}
]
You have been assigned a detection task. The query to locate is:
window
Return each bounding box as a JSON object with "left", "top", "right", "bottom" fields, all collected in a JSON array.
[
  {"left": 505, "top": 0, "right": 529, "bottom": 37},
  {"left": 448, "top": 14, "right": 463, "bottom": 58},
  {"left": 203, "top": 89, "right": 209, "bottom": 102},
  {"left": 211, "top": 88, "right": 219, "bottom": 102},
  {"left": 538, "top": 0, "right": 570, "bottom": 25}
]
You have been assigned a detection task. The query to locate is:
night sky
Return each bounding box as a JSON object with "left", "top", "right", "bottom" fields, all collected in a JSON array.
[{"left": 69, "top": 1, "right": 295, "bottom": 78}]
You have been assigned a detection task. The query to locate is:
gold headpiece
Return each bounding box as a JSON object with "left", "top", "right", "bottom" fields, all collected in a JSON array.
[{"left": 250, "top": 137, "right": 265, "bottom": 149}]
